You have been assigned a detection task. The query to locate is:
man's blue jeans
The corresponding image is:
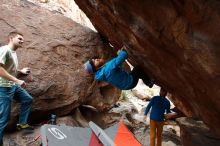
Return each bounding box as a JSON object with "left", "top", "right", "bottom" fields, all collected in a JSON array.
[{"left": 0, "top": 85, "right": 33, "bottom": 144}]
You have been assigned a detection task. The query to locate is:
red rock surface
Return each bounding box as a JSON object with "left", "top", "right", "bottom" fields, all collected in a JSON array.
[
  {"left": 177, "top": 117, "right": 220, "bottom": 146},
  {"left": 74, "top": 0, "right": 220, "bottom": 136}
]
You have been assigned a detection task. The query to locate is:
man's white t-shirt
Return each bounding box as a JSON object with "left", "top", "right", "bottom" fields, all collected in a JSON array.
[{"left": 0, "top": 45, "right": 18, "bottom": 87}]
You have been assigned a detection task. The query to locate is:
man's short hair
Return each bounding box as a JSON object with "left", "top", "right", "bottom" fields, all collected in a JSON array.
[
  {"left": 160, "top": 87, "right": 167, "bottom": 94},
  {"left": 8, "top": 31, "right": 23, "bottom": 39}
]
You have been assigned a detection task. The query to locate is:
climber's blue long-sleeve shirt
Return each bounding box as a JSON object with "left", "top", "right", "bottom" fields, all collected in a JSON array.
[
  {"left": 95, "top": 50, "right": 133, "bottom": 90},
  {"left": 144, "top": 96, "right": 171, "bottom": 122}
]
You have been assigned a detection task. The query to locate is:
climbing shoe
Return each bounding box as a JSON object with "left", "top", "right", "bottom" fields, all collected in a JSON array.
[{"left": 16, "top": 124, "right": 34, "bottom": 131}]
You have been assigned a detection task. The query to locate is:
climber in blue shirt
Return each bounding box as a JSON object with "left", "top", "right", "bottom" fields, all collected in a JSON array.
[
  {"left": 83, "top": 46, "right": 154, "bottom": 90},
  {"left": 144, "top": 88, "right": 171, "bottom": 146}
]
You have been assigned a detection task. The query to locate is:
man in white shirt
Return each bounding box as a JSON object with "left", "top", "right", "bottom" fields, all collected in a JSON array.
[{"left": 0, "top": 31, "right": 33, "bottom": 146}]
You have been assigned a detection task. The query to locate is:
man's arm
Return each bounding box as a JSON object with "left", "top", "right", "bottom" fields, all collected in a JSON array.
[
  {"left": 143, "top": 97, "right": 154, "bottom": 121},
  {"left": 110, "top": 50, "right": 128, "bottom": 69},
  {"left": 0, "top": 65, "right": 25, "bottom": 86},
  {"left": 144, "top": 97, "right": 154, "bottom": 116},
  {"left": 166, "top": 100, "right": 171, "bottom": 114}
]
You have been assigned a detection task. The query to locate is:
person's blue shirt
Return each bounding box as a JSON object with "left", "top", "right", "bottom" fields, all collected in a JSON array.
[
  {"left": 144, "top": 96, "right": 171, "bottom": 122},
  {"left": 95, "top": 50, "right": 133, "bottom": 90}
]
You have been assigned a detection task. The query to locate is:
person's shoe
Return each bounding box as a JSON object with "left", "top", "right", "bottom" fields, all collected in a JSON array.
[{"left": 16, "top": 124, "right": 34, "bottom": 131}]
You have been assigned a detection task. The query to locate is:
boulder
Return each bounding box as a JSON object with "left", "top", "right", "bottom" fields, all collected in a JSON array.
[{"left": 177, "top": 117, "right": 220, "bottom": 146}]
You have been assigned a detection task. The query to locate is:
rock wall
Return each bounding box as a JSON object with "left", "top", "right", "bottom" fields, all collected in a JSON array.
[
  {"left": 27, "top": 0, "right": 96, "bottom": 31},
  {"left": 177, "top": 117, "right": 220, "bottom": 146},
  {"left": 0, "top": 0, "right": 120, "bottom": 127},
  {"left": 74, "top": 0, "right": 220, "bottom": 136}
]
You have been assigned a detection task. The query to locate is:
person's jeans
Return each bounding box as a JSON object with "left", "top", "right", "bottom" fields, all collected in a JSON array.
[
  {"left": 150, "top": 120, "right": 164, "bottom": 146},
  {"left": 0, "top": 85, "right": 33, "bottom": 144}
]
